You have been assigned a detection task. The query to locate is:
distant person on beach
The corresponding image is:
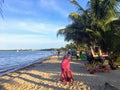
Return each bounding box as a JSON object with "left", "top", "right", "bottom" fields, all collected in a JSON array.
[
  {"left": 57, "top": 50, "right": 60, "bottom": 58},
  {"left": 60, "top": 55, "right": 74, "bottom": 83}
]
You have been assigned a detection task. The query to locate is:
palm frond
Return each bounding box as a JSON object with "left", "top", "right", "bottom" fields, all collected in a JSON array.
[{"left": 105, "top": 17, "right": 120, "bottom": 25}]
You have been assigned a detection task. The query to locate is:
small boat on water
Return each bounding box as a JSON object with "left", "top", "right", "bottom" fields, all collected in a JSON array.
[{"left": 17, "top": 50, "right": 19, "bottom": 52}]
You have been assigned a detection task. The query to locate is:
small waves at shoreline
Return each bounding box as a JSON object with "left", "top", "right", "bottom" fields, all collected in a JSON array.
[{"left": 0, "top": 51, "right": 56, "bottom": 76}]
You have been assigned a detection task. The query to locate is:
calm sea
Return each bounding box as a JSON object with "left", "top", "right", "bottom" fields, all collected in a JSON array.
[{"left": 0, "top": 50, "right": 56, "bottom": 76}]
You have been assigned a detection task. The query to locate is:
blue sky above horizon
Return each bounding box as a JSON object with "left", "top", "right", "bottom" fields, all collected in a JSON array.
[{"left": 0, "top": 0, "right": 88, "bottom": 50}]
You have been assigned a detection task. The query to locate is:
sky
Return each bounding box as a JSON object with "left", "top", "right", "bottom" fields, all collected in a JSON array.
[{"left": 0, "top": 0, "right": 88, "bottom": 50}]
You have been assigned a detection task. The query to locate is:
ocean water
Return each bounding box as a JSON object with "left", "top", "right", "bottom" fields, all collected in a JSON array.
[{"left": 0, "top": 50, "right": 56, "bottom": 76}]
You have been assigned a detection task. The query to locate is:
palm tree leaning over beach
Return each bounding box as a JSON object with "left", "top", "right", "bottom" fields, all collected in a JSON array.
[
  {"left": 84, "top": 0, "right": 120, "bottom": 61},
  {"left": 71, "top": 0, "right": 120, "bottom": 50},
  {"left": 86, "top": 0, "right": 120, "bottom": 50},
  {"left": 57, "top": 11, "right": 92, "bottom": 50},
  {"left": 57, "top": 0, "right": 120, "bottom": 64}
]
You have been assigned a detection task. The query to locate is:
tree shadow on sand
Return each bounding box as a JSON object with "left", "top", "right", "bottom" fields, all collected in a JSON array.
[
  {"left": 5, "top": 71, "right": 64, "bottom": 90},
  {"left": 0, "top": 85, "right": 6, "bottom": 90},
  {"left": 1, "top": 55, "right": 119, "bottom": 90},
  {"left": 0, "top": 78, "right": 18, "bottom": 90}
]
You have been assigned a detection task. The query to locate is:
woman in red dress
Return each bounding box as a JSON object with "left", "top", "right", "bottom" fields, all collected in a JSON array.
[{"left": 60, "top": 55, "right": 74, "bottom": 83}]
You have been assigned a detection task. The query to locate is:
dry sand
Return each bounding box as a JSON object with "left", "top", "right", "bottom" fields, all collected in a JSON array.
[{"left": 0, "top": 54, "right": 120, "bottom": 90}]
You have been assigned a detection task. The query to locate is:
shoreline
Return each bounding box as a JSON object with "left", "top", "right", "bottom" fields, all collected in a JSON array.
[
  {"left": 0, "top": 55, "right": 120, "bottom": 90},
  {"left": 0, "top": 55, "right": 53, "bottom": 76}
]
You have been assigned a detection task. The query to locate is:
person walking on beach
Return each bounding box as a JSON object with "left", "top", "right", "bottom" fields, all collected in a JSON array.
[
  {"left": 57, "top": 50, "right": 60, "bottom": 56},
  {"left": 60, "top": 55, "right": 74, "bottom": 83}
]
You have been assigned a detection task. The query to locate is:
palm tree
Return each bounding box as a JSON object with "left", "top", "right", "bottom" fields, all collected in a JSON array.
[
  {"left": 57, "top": 11, "right": 93, "bottom": 45},
  {"left": 70, "top": 0, "right": 120, "bottom": 50},
  {"left": 57, "top": 0, "right": 120, "bottom": 65}
]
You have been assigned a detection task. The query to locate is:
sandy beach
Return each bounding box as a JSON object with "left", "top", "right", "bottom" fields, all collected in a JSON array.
[{"left": 0, "top": 54, "right": 120, "bottom": 90}]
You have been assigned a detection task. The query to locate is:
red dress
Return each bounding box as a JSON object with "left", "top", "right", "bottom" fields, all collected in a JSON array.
[{"left": 60, "top": 58, "right": 74, "bottom": 82}]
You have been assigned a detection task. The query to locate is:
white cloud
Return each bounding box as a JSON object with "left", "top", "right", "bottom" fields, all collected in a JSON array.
[
  {"left": 0, "top": 19, "right": 63, "bottom": 35},
  {"left": 0, "top": 34, "right": 67, "bottom": 49},
  {"left": 39, "top": 0, "right": 69, "bottom": 17},
  {"left": 0, "top": 0, "right": 70, "bottom": 50},
  {"left": 3, "top": 0, "right": 38, "bottom": 17},
  {"left": 0, "top": 19, "right": 67, "bottom": 49}
]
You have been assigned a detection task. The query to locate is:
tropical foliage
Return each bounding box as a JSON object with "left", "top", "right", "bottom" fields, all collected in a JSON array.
[{"left": 57, "top": 0, "right": 120, "bottom": 59}]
